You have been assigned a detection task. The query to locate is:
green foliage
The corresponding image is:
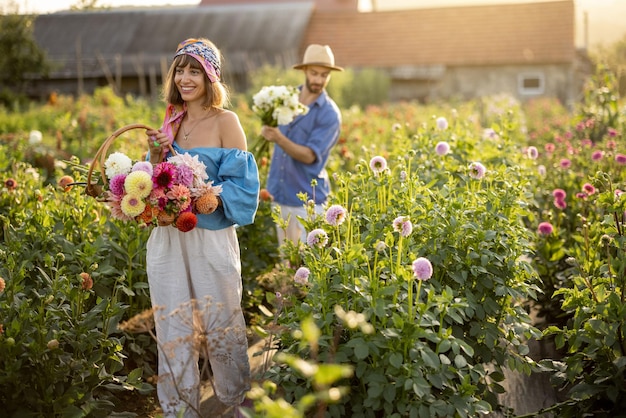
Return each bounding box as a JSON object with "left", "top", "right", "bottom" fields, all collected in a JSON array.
[
  {"left": 1, "top": 64, "right": 625, "bottom": 417},
  {"left": 239, "top": 64, "right": 390, "bottom": 110},
  {"left": 0, "top": 154, "right": 153, "bottom": 415},
  {"left": 574, "top": 65, "right": 624, "bottom": 143},
  {"left": 591, "top": 32, "right": 626, "bottom": 97},
  {"left": 260, "top": 108, "right": 541, "bottom": 417},
  {"left": 246, "top": 315, "right": 354, "bottom": 418},
  {"left": 336, "top": 67, "right": 390, "bottom": 108},
  {"left": 520, "top": 67, "right": 626, "bottom": 416},
  {"left": 0, "top": 8, "right": 50, "bottom": 107},
  {"left": 540, "top": 181, "right": 626, "bottom": 416}
]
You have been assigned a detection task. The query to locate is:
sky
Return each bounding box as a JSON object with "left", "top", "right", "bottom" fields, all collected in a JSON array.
[{"left": 14, "top": 0, "right": 626, "bottom": 48}]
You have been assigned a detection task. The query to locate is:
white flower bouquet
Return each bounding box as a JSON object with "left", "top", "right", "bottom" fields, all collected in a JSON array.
[{"left": 249, "top": 85, "right": 308, "bottom": 158}]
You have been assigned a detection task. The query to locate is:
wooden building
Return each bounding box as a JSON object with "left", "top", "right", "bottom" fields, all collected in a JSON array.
[{"left": 30, "top": 0, "right": 588, "bottom": 105}]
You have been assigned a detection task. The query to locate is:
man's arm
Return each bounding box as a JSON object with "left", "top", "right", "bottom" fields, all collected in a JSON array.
[{"left": 261, "top": 126, "right": 316, "bottom": 164}]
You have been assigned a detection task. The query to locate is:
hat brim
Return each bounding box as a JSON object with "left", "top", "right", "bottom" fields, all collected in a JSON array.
[{"left": 293, "top": 62, "right": 344, "bottom": 71}]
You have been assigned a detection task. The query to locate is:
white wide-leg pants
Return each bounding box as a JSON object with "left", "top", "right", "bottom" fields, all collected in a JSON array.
[{"left": 146, "top": 225, "right": 250, "bottom": 417}]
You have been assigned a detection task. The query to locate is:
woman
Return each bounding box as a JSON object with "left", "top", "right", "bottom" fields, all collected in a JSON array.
[{"left": 146, "top": 38, "right": 259, "bottom": 417}]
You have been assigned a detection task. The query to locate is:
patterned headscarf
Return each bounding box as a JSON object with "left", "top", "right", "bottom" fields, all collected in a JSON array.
[{"left": 174, "top": 38, "right": 221, "bottom": 83}]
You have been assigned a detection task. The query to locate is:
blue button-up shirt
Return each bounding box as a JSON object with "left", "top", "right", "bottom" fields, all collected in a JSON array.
[{"left": 266, "top": 89, "right": 341, "bottom": 207}]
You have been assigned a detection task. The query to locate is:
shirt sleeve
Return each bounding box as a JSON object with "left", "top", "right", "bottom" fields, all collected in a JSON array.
[
  {"left": 215, "top": 149, "right": 260, "bottom": 226},
  {"left": 306, "top": 104, "right": 341, "bottom": 165}
]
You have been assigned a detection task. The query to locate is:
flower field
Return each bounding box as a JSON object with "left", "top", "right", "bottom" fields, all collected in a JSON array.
[{"left": 1, "top": 67, "right": 626, "bottom": 417}]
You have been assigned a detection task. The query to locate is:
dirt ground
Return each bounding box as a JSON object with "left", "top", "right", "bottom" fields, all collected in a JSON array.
[{"left": 120, "top": 337, "right": 273, "bottom": 417}]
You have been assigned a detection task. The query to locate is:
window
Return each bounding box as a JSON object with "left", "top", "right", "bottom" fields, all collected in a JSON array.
[{"left": 518, "top": 72, "right": 545, "bottom": 96}]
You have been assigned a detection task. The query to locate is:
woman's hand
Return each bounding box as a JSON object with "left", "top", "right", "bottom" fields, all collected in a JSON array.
[{"left": 146, "top": 129, "right": 168, "bottom": 164}]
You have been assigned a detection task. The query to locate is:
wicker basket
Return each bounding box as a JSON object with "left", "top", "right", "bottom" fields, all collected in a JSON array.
[{"left": 84, "top": 123, "right": 174, "bottom": 198}]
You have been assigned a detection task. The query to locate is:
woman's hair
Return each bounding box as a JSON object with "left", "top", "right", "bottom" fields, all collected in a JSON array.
[{"left": 162, "top": 39, "right": 229, "bottom": 108}]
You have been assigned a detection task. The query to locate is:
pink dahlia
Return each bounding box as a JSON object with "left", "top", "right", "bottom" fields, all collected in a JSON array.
[
  {"left": 537, "top": 222, "right": 554, "bottom": 235},
  {"left": 412, "top": 257, "right": 433, "bottom": 281},
  {"left": 325, "top": 204, "right": 347, "bottom": 226}
]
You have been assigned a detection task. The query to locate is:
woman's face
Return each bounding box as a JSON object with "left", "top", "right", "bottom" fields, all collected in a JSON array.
[{"left": 174, "top": 63, "right": 207, "bottom": 104}]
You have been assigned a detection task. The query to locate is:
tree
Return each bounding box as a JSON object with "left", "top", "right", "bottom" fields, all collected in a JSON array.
[
  {"left": 70, "top": 0, "right": 102, "bottom": 11},
  {"left": 0, "top": 2, "right": 50, "bottom": 106}
]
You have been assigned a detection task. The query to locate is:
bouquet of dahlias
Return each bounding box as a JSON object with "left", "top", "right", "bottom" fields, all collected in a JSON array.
[
  {"left": 249, "top": 85, "right": 308, "bottom": 158},
  {"left": 103, "top": 151, "right": 222, "bottom": 232}
]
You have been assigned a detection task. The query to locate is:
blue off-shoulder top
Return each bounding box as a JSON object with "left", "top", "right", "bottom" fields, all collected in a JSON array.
[{"left": 153, "top": 144, "right": 260, "bottom": 230}]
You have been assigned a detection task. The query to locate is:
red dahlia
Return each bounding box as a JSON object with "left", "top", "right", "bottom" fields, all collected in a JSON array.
[{"left": 175, "top": 211, "right": 198, "bottom": 232}]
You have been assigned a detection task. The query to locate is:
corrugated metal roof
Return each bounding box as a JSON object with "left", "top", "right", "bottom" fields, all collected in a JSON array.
[{"left": 34, "top": 2, "right": 314, "bottom": 79}]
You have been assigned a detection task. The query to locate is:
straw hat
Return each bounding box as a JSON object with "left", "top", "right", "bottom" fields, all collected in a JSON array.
[{"left": 293, "top": 44, "right": 343, "bottom": 71}]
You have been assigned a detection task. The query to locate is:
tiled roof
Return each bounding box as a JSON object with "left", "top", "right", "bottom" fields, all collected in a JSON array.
[{"left": 301, "top": 0, "right": 575, "bottom": 68}]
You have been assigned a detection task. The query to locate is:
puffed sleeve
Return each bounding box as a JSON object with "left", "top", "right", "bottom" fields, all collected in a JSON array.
[{"left": 215, "top": 149, "right": 260, "bottom": 226}]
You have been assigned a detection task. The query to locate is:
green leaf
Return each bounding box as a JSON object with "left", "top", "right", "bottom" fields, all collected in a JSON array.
[
  {"left": 313, "top": 364, "right": 353, "bottom": 386},
  {"left": 421, "top": 348, "right": 440, "bottom": 368},
  {"left": 389, "top": 352, "right": 403, "bottom": 368},
  {"left": 438, "top": 339, "right": 452, "bottom": 353},
  {"left": 354, "top": 343, "right": 369, "bottom": 360},
  {"left": 454, "top": 354, "right": 468, "bottom": 368}
]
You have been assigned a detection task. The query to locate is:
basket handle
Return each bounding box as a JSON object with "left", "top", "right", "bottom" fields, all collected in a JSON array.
[{"left": 86, "top": 123, "right": 175, "bottom": 197}]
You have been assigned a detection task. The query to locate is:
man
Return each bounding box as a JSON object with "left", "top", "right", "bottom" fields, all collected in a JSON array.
[{"left": 261, "top": 44, "right": 343, "bottom": 247}]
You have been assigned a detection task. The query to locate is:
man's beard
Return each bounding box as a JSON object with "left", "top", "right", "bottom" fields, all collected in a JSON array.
[{"left": 306, "top": 79, "right": 323, "bottom": 94}]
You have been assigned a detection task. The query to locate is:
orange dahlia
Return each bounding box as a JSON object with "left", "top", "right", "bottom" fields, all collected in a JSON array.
[
  {"left": 157, "top": 211, "right": 176, "bottom": 226},
  {"left": 259, "top": 188, "right": 273, "bottom": 202},
  {"left": 137, "top": 203, "right": 158, "bottom": 224},
  {"left": 195, "top": 191, "right": 219, "bottom": 214},
  {"left": 79, "top": 272, "right": 93, "bottom": 290},
  {"left": 176, "top": 211, "right": 198, "bottom": 232},
  {"left": 58, "top": 175, "right": 75, "bottom": 192}
]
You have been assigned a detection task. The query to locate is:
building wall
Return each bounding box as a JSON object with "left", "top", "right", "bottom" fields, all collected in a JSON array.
[
  {"left": 198, "top": 0, "right": 358, "bottom": 11},
  {"left": 389, "top": 63, "right": 576, "bottom": 106}
]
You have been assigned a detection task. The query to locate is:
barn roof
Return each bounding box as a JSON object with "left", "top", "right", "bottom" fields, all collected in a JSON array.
[
  {"left": 303, "top": 0, "right": 575, "bottom": 69},
  {"left": 33, "top": 2, "right": 313, "bottom": 79},
  {"left": 29, "top": 0, "right": 577, "bottom": 96}
]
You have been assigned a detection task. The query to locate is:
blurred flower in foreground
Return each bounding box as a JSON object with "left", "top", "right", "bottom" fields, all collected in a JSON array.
[
  {"left": 393, "top": 216, "right": 413, "bottom": 237},
  {"left": 58, "top": 175, "right": 75, "bottom": 192},
  {"left": 29, "top": 130, "right": 43, "bottom": 145},
  {"left": 334, "top": 305, "right": 374, "bottom": 334},
  {"left": 118, "top": 308, "right": 158, "bottom": 334},
  {"left": 552, "top": 189, "right": 566, "bottom": 200},
  {"left": 436, "top": 116, "right": 448, "bottom": 130},
  {"left": 591, "top": 150, "right": 603, "bottom": 161},
  {"left": 307, "top": 228, "right": 329, "bottom": 248},
  {"left": 537, "top": 222, "right": 554, "bottom": 235},
  {"left": 375, "top": 241, "right": 387, "bottom": 252},
  {"left": 582, "top": 183, "right": 596, "bottom": 195},
  {"left": 369, "top": 156, "right": 387, "bottom": 175},
  {"left": 4, "top": 178, "right": 17, "bottom": 191},
  {"left": 294, "top": 267, "right": 310, "bottom": 285},
  {"left": 412, "top": 257, "right": 433, "bottom": 281},
  {"left": 468, "top": 162, "right": 486, "bottom": 179},
  {"left": 435, "top": 141, "right": 450, "bottom": 156},
  {"left": 79, "top": 272, "right": 93, "bottom": 290},
  {"left": 325, "top": 204, "right": 347, "bottom": 226}
]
